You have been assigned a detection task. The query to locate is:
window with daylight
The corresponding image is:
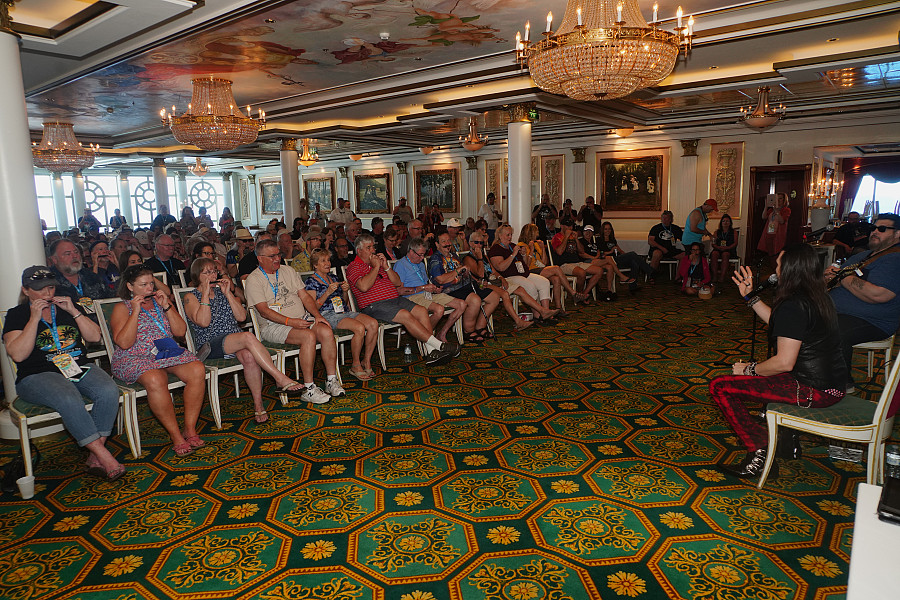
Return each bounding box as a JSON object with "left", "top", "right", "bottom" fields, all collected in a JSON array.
[
  {"left": 82, "top": 175, "right": 119, "bottom": 227},
  {"left": 187, "top": 176, "right": 225, "bottom": 221},
  {"left": 850, "top": 175, "right": 900, "bottom": 217}
]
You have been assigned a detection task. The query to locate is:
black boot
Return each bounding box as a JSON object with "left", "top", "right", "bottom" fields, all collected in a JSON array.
[
  {"left": 721, "top": 448, "right": 778, "bottom": 479},
  {"left": 774, "top": 431, "right": 802, "bottom": 460}
]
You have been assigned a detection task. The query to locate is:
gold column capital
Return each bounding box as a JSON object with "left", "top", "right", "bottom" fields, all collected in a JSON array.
[
  {"left": 152, "top": 157, "right": 167, "bottom": 167},
  {"left": 222, "top": 171, "right": 232, "bottom": 182},
  {"left": 248, "top": 174, "right": 256, "bottom": 184},
  {"left": 116, "top": 170, "right": 129, "bottom": 179},
  {"left": 504, "top": 102, "right": 536, "bottom": 123},
  {"left": 396, "top": 161, "right": 407, "bottom": 175},
  {"left": 280, "top": 138, "right": 298, "bottom": 152},
  {"left": 571, "top": 148, "right": 586, "bottom": 163},
  {"left": 680, "top": 139, "right": 700, "bottom": 157},
  {"left": 465, "top": 156, "right": 478, "bottom": 170},
  {"left": 1, "top": 1, "right": 20, "bottom": 37}
]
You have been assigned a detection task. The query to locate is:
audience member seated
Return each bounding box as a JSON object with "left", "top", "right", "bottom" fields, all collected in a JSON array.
[
  {"left": 446, "top": 218, "right": 470, "bottom": 253},
  {"left": 304, "top": 249, "right": 379, "bottom": 381},
  {"left": 144, "top": 234, "right": 185, "bottom": 290},
  {"left": 598, "top": 222, "right": 656, "bottom": 283},
  {"left": 518, "top": 223, "right": 585, "bottom": 310},
  {"left": 648, "top": 210, "right": 684, "bottom": 277},
  {"left": 392, "top": 238, "right": 466, "bottom": 343},
  {"left": 290, "top": 228, "right": 321, "bottom": 273},
  {"left": 3, "top": 266, "right": 125, "bottom": 481},
  {"left": 578, "top": 196, "right": 603, "bottom": 231},
  {"left": 833, "top": 211, "right": 873, "bottom": 258},
  {"left": 331, "top": 237, "right": 354, "bottom": 274},
  {"left": 244, "top": 239, "right": 344, "bottom": 403},
  {"left": 709, "top": 213, "right": 739, "bottom": 283},
  {"left": 679, "top": 242, "right": 713, "bottom": 296},
  {"left": 110, "top": 265, "right": 207, "bottom": 457},
  {"left": 489, "top": 225, "right": 562, "bottom": 323},
  {"left": 551, "top": 218, "right": 605, "bottom": 301},
  {"left": 532, "top": 193, "right": 558, "bottom": 225},
  {"left": 377, "top": 225, "right": 403, "bottom": 261},
  {"left": 579, "top": 224, "right": 635, "bottom": 299},
  {"left": 463, "top": 231, "right": 533, "bottom": 333},
  {"left": 90, "top": 240, "right": 120, "bottom": 295},
  {"left": 394, "top": 197, "right": 414, "bottom": 224},
  {"left": 227, "top": 228, "right": 255, "bottom": 279},
  {"left": 278, "top": 232, "right": 299, "bottom": 261},
  {"left": 48, "top": 238, "right": 113, "bottom": 313},
  {"left": 347, "top": 234, "right": 458, "bottom": 365},
  {"left": 238, "top": 231, "right": 273, "bottom": 281},
  {"left": 538, "top": 213, "right": 561, "bottom": 242},
  {"left": 184, "top": 258, "right": 306, "bottom": 423},
  {"left": 77, "top": 209, "right": 102, "bottom": 233}
]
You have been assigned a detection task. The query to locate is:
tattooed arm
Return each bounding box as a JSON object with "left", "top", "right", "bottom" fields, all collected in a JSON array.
[{"left": 841, "top": 275, "right": 897, "bottom": 304}]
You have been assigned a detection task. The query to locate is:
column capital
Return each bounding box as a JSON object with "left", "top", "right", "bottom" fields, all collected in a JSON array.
[
  {"left": 222, "top": 171, "right": 232, "bottom": 182},
  {"left": 504, "top": 102, "right": 536, "bottom": 123},
  {"left": 338, "top": 166, "right": 349, "bottom": 179},
  {"left": 176, "top": 171, "right": 186, "bottom": 181},
  {"left": 248, "top": 174, "right": 256, "bottom": 184},
  {"left": 152, "top": 157, "right": 166, "bottom": 167},
  {"left": 396, "top": 161, "right": 407, "bottom": 175},
  {"left": 1, "top": 1, "right": 19, "bottom": 37},
  {"left": 680, "top": 139, "right": 700, "bottom": 157},
  {"left": 116, "top": 170, "right": 129, "bottom": 179},
  {"left": 51, "top": 172, "right": 63, "bottom": 181},
  {"left": 280, "top": 138, "right": 298, "bottom": 152},
  {"left": 571, "top": 147, "right": 586, "bottom": 163},
  {"left": 465, "top": 156, "right": 478, "bottom": 170}
]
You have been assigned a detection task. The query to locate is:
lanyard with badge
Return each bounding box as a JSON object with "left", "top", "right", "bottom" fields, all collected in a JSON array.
[
  {"left": 502, "top": 243, "right": 526, "bottom": 274},
  {"left": 42, "top": 305, "right": 86, "bottom": 380},
  {"left": 73, "top": 278, "right": 95, "bottom": 314},
  {"left": 314, "top": 272, "right": 344, "bottom": 313},
  {"left": 260, "top": 267, "right": 281, "bottom": 312},
  {"left": 404, "top": 257, "right": 432, "bottom": 299},
  {"left": 140, "top": 299, "right": 184, "bottom": 359}
]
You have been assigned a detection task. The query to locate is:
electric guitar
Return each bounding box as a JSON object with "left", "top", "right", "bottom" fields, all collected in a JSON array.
[{"left": 826, "top": 245, "right": 900, "bottom": 290}]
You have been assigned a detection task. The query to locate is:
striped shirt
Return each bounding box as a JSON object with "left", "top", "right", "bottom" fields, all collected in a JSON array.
[{"left": 346, "top": 257, "right": 398, "bottom": 310}]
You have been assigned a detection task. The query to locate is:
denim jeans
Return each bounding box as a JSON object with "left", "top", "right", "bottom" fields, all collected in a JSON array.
[{"left": 16, "top": 367, "right": 120, "bottom": 446}]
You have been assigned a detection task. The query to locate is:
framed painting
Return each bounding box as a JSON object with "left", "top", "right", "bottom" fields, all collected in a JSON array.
[
  {"left": 540, "top": 155, "right": 564, "bottom": 209},
  {"left": 304, "top": 175, "right": 335, "bottom": 212},
  {"left": 415, "top": 166, "right": 459, "bottom": 214},
  {"left": 259, "top": 177, "right": 283, "bottom": 216},
  {"left": 354, "top": 172, "right": 392, "bottom": 214},
  {"left": 597, "top": 150, "right": 668, "bottom": 215}
]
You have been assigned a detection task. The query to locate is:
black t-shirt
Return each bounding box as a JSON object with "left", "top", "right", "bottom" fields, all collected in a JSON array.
[
  {"left": 533, "top": 204, "right": 557, "bottom": 223},
  {"left": 579, "top": 238, "right": 600, "bottom": 257},
  {"left": 768, "top": 297, "right": 847, "bottom": 390},
  {"left": 2, "top": 304, "right": 89, "bottom": 383},
  {"left": 237, "top": 253, "right": 260, "bottom": 279},
  {"left": 649, "top": 223, "right": 683, "bottom": 254},
  {"left": 834, "top": 222, "right": 873, "bottom": 249},
  {"left": 144, "top": 256, "right": 185, "bottom": 289},
  {"left": 487, "top": 243, "right": 528, "bottom": 278},
  {"left": 151, "top": 214, "right": 177, "bottom": 231},
  {"left": 580, "top": 205, "right": 603, "bottom": 230}
]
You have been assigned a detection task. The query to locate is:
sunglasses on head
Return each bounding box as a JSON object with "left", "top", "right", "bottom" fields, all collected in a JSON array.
[{"left": 874, "top": 225, "right": 897, "bottom": 233}]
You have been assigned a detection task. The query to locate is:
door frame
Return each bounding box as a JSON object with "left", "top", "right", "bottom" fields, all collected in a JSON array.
[{"left": 747, "top": 165, "right": 812, "bottom": 261}]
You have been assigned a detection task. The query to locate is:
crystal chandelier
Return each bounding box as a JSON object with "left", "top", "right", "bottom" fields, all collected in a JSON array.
[
  {"left": 188, "top": 157, "right": 209, "bottom": 176},
  {"left": 516, "top": 1, "right": 693, "bottom": 100},
  {"left": 739, "top": 86, "right": 786, "bottom": 130},
  {"left": 160, "top": 77, "right": 265, "bottom": 151},
  {"left": 299, "top": 139, "right": 319, "bottom": 167},
  {"left": 31, "top": 122, "right": 99, "bottom": 172},
  {"left": 460, "top": 117, "right": 488, "bottom": 152}
]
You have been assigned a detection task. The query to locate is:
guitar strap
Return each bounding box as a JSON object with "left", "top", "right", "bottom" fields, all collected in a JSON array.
[{"left": 828, "top": 244, "right": 900, "bottom": 289}]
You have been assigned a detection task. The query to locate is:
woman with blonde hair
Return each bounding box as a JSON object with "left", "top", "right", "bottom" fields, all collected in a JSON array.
[
  {"left": 488, "top": 224, "right": 560, "bottom": 324},
  {"left": 462, "top": 231, "right": 533, "bottom": 333},
  {"left": 518, "top": 223, "right": 585, "bottom": 310}
]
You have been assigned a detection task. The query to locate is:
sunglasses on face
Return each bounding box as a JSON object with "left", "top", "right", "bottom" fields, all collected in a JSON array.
[{"left": 874, "top": 225, "right": 897, "bottom": 233}]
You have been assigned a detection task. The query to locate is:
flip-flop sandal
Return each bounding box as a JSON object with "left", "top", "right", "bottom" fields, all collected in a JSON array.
[
  {"left": 85, "top": 465, "right": 126, "bottom": 482},
  {"left": 365, "top": 368, "right": 376, "bottom": 378},
  {"left": 349, "top": 369, "right": 372, "bottom": 381},
  {"left": 254, "top": 410, "right": 269, "bottom": 424},
  {"left": 280, "top": 382, "right": 306, "bottom": 396},
  {"left": 173, "top": 443, "right": 193, "bottom": 457},
  {"left": 183, "top": 435, "right": 205, "bottom": 449}
]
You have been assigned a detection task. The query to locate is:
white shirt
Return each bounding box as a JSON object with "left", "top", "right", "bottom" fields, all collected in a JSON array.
[
  {"left": 329, "top": 208, "right": 356, "bottom": 224},
  {"left": 478, "top": 203, "right": 501, "bottom": 229}
]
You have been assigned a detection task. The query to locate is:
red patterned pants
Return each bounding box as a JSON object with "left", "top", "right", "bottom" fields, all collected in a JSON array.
[{"left": 709, "top": 372, "right": 843, "bottom": 452}]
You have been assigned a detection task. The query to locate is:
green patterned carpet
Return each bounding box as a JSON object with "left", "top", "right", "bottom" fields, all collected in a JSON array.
[{"left": 1, "top": 284, "right": 893, "bottom": 600}]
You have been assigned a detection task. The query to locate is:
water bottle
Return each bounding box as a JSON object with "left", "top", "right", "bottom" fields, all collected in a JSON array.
[
  {"left": 403, "top": 343, "right": 414, "bottom": 363},
  {"left": 886, "top": 444, "right": 900, "bottom": 479}
]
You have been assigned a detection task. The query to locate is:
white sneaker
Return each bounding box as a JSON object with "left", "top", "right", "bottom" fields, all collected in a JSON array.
[
  {"left": 325, "top": 379, "right": 346, "bottom": 397},
  {"left": 301, "top": 385, "right": 330, "bottom": 404}
]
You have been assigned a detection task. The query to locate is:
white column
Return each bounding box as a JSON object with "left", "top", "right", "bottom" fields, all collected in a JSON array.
[
  {"left": 222, "top": 172, "right": 234, "bottom": 216},
  {"left": 116, "top": 170, "right": 133, "bottom": 226},
  {"left": 72, "top": 171, "right": 86, "bottom": 219},
  {"left": 280, "top": 139, "right": 299, "bottom": 225},
  {"left": 0, "top": 24, "right": 48, "bottom": 404},
  {"left": 571, "top": 148, "right": 586, "bottom": 205},
  {"left": 175, "top": 171, "right": 188, "bottom": 209},
  {"left": 246, "top": 174, "right": 259, "bottom": 227},
  {"left": 338, "top": 166, "right": 350, "bottom": 202},
  {"left": 152, "top": 158, "right": 170, "bottom": 213},
  {"left": 680, "top": 139, "right": 700, "bottom": 212},
  {"left": 230, "top": 173, "right": 242, "bottom": 220},
  {"left": 396, "top": 162, "right": 408, "bottom": 206},
  {"left": 51, "top": 172, "right": 69, "bottom": 231},
  {"left": 507, "top": 120, "right": 532, "bottom": 234},
  {"left": 465, "top": 156, "right": 478, "bottom": 216}
]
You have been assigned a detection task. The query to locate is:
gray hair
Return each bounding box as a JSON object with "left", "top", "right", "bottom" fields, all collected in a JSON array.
[
  {"left": 407, "top": 237, "right": 427, "bottom": 254},
  {"left": 255, "top": 238, "right": 278, "bottom": 255},
  {"left": 354, "top": 233, "right": 375, "bottom": 250}
]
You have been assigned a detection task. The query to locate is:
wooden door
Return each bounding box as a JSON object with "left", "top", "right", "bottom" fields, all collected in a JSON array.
[{"left": 747, "top": 165, "right": 811, "bottom": 261}]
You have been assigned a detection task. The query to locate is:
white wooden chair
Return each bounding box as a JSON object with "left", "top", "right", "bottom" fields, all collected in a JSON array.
[
  {"left": 758, "top": 354, "right": 900, "bottom": 488},
  {"left": 854, "top": 335, "right": 895, "bottom": 380}
]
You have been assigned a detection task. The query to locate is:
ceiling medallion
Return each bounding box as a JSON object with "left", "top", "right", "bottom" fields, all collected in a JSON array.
[
  {"left": 517, "top": 0, "right": 693, "bottom": 101},
  {"left": 460, "top": 117, "right": 489, "bottom": 152},
  {"left": 299, "top": 139, "right": 319, "bottom": 167},
  {"left": 31, "top": 122, "right": 99, "bottom": 173},
  {"left": 739, "top": 86, "right": 786, "bottom": 130},
  {"left": 160, "top": 77, "right": 265, "bottom": 151}
]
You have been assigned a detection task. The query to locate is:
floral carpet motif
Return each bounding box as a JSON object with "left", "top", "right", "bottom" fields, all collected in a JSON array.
[{"left": 2, "top": 285, "right": 889, "bottom": 599}]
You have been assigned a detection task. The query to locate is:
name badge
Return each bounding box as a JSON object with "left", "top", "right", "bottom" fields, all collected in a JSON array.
[
  {"left": 424, "top": 291, "right": 433, "bottom": 300},
  {"left": 78, "top": 298, "right": 95, "bottom": 313},
  {"left": 515, "top": 261, "right": 525, "bottom": 274},
  {"left": 50, "top": 353, "right": 83, "bottom": 379},
  {"left": 269, "top": 303, "right": 282, "bottom": 313},
  {"left": 332, "top": 296, "right": 345, "bottom": 313}
]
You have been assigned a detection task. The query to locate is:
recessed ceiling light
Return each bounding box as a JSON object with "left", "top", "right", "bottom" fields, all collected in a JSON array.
[
  {"left": 826, "top": 37, "right": 839, "bottom": 42},
  {"left": 709, "top": 66, "right": 718, "bottom": 70},
  {"left": 265, "top": 18, "right": 276, "bottom": 24}
]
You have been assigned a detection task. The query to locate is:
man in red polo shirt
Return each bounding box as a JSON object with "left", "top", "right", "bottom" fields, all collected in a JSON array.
[{"left": 346, "top": 234, "right": 458, "bottom": 366}]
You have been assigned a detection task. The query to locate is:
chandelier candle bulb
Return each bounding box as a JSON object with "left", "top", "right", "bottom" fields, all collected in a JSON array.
[
  {"left": 546, "top": 12, "right": 552, "bottom": 33},
  {"left": 653, "top": 3, "right": 658, "bottom": 22},
  {"left": 688, "top": 16, "right": 693, "bottom": 35},
  {"left": 525, "top": 21, "right": 530, "bottom": 41},
  {"left": 617, "top": 3, "right": 623, "bottom": 23},
  {"left": 677, "top": 6, "right": 683, "bottom": 28},
  {"left": 577, "top": 8, "right": 582, "bottom": 26}
]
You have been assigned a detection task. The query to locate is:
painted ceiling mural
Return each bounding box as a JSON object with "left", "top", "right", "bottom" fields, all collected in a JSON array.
[{"left": 26, "top": 0, "right": 532, "bottom": 136}]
